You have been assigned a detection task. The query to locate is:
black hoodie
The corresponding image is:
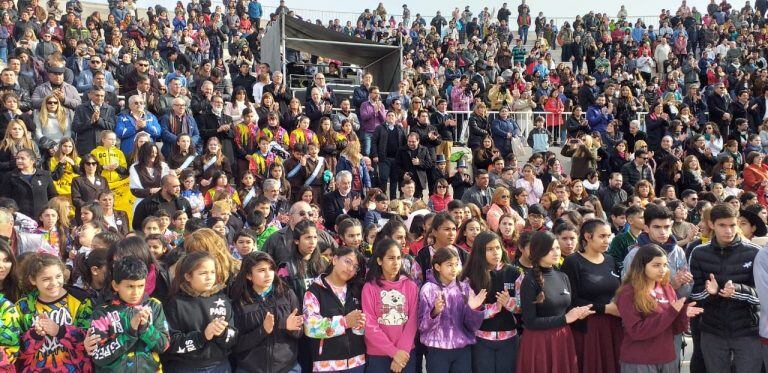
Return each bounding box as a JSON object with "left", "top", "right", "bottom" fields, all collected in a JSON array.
[
  {"left": 162, "top": 284, "right": 238, "bottom": 370},
  {"left": 232, "top": 286, "right": 302, "bottom": 373}
]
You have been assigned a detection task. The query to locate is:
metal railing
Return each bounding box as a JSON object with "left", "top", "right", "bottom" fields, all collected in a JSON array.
[{"left": 444, "top": 110, "right": 649, "bottom": 145}]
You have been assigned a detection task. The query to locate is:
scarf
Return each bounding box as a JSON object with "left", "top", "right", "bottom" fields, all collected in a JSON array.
[
  {"left": 144, "top": 263, "right": 157, "bottom": 297},
  {"left": 169, "top": 114, "right": 189, "bottom": 135}
]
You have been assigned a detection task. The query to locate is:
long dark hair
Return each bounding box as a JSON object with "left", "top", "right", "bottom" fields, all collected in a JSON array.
[
  {"left": 170, "top": 251, "right": 215, "bottom": 296},
  {"left": 577, "top": 218, "right": 609, "bottom": 253},
  {"left": 229, "top": 251, "right": 290, "bottom": 305},
  {"left": 530, "top": 231, "right": 558, "bottom": 304},
  {"left": 324, "top": 246, "right": 365, "bottom": 295},
  {"left": 136, "top": 142, "right": 164, "bottom": 170},
  {"left": 0, "top": 240, "right": 19, "bottom": 301},
  {"left": 365, "top": 238, "right": 408, "bottom": 286},
  {"left": 374, "top": 218, "right": 410, "bottom": 246},
  {"left": 460, "top": 232, "right": 507, "bottom": 292},
  {"left": 292, "top": 220, "right": 327, "bottom": 277}
]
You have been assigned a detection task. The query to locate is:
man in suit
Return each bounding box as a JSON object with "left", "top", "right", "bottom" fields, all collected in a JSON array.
[
  {"left": 72, "top": 87, "right": 116, "bottom": 154},
  {"left": 371, "top": 111, "right": 406, "bottom": 198},
  {"left": 321, "top": 171, "right": 362, "bottom": 231},
  {"left": 706, "top": 83, "right": 732, "bottom": 137},
  {"left": 396, "top": 132, "right": 435, "bottom": 198}
]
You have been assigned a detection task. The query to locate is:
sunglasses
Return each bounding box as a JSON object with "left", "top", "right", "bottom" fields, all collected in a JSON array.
[
  {"left": 137, "top": 63, "right": 149, "bottom": 67},
  {"left": 46, "top": 101, "right": 58, "bottom": 104},
  {"left": 84, "top": 161, "right": 98, "bottom": 166}
]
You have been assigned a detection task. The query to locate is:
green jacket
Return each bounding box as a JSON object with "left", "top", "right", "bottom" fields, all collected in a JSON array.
[
  {"left": 607, "top": 231, "right": 638, "bottom": 271},
  {"left": 91, "top": 297, "right": 170, "bottom": 372}
]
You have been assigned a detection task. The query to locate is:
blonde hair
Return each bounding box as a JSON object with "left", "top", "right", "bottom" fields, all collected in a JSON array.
[
  {"left": 184, "top": 228, "right": 240, "bottom": 285},
  {"left": 340, "top": 132, "right": 362, "bottom": 167},
  {"left": 0, "top": 119, "right": 34, "bottom": 151},
  {"left": 38, "top": 94, "right": 69, "bottom": 133}
]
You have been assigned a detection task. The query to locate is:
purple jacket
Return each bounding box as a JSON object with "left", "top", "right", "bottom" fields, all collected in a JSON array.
[
  {"left": 418, "top": 270, "right": 484, "bottom": 349},
  {"left": 359, "top": 100, "right": 387, "bottom": 133}
]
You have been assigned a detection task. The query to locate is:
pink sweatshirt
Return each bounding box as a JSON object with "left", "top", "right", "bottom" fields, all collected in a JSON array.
[{"left": 362, "top": 275, "right": 420, "bottom": 357}]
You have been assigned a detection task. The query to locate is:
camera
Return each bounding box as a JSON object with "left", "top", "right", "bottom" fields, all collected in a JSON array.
[{"left": 269, "top": 141, "right": 289, "bottom": 159}]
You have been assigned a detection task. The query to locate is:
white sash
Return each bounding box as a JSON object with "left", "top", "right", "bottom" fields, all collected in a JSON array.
[
  {"left": 304, "top": 156, "right": 325, "bottom": 186},
  {"left": 179, "top": 155, "right": 195, "bottom": 170},
  {"left": 202, "top": 155, "right": 218, "bottom": 172},
  {"left": 242, "top": 187, "right": 257, "bottom": 207}
]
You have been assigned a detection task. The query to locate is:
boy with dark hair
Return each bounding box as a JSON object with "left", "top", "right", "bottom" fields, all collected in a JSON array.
[
  {"left": 609, "top": 204, "right": 628, "bottom": 234},
  {"left": 246, "top": 210, "right": 277, "bottom": 247},
  {"left": 232, "top": 228, "right": 257, "bottom": 259},
  {"left": 91, "top": 256, "right": 170, "bottom": 372},
  {"left": 608, "top": 205, "right": 644, "bottom": 270},
  {"left": 691, "top": 204, "right": 761, "bottom": 373}
]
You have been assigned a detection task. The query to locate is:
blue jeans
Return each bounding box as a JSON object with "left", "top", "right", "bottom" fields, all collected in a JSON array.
[
  {"left": 0, "top": 47, "right": 7, "bottom": 63},
  {"left": 367, "top": 353, "right": 416, "bottom": 373},
  {"left": 360, "top": 131, "right": 373, "bottom": 156},
  {"left": 518, "top": 25, "right": 529, "bottom": 44},
  {"left": 426, "top": 346, "right": 471, "bottom": 373},
  {"left": 472, "top": 337, "right": 518, "bottom": 373}
]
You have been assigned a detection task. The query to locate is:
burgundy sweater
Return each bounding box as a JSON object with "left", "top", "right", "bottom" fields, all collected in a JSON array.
[{"left": 615, "top": 283, "right": 689, "bottom": 364}]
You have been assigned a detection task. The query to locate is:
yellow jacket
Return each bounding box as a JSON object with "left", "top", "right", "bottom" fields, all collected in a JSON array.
[
  {"left": 48, "top": 156, "right": 81, "bottom": 196},
  {"left": 91, "top": 145, "right": 128, "bottom": 184}
]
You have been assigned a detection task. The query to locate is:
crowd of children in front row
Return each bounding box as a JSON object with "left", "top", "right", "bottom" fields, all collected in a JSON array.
[{"left": 9, "top": 202, "right": 763, "bottom": 373}]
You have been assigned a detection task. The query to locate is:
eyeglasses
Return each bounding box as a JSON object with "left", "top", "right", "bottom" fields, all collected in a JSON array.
[
  {"left": 137, "top": 63, "right": 149, "bottom": 67},
  {"left": 500, "top": 195, "right": 510, "bottom": 199},
  {"left": 339, "top": 257, "right": 360, "bottom": 271},
  {"left": 293, "top": 210, "right": 312, "bottom": 217},
  {"left": 46, "top": 101, "right": 58, "bottom": 105},
  {"left": 84, "top": 161, "right": 98, "bottom": 166}
]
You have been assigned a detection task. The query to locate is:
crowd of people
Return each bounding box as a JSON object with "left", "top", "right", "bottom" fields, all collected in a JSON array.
[{"left": 0, "top": 0, "right": 767, "bottom": 372}]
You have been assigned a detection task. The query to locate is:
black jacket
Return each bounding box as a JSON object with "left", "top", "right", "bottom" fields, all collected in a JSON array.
[
  {"left": 70, "top": 174, "right": 109, "bottom": 210},
  {"left": 163, "top": 288, "right": 238, "bottom": 369},
  {"left": 689, "top": 238, "right": 760, "bottom": 338},
  {"left": 3, "top": 168, "right": 58, "bottom": 218},
  {"left": 370, "top": 123, "right": 405, "bottom": 160},
  {"left": 132, "top": 192, "right": 193, "bottom": 230},
  {"left": 477, "top": 264, "right": 519, "bottom": 332},
  {"left": 620, "top": 161, "right": 653, "bottom": 193},
  {"left": 467, "top": 113, "right": 490, "bottom": 149},
  {"left": 72, "top": 102, "right": 116, "bottom": 154},
  {"left": 231, "top": 287, "right": 302, "bottom": 373}
]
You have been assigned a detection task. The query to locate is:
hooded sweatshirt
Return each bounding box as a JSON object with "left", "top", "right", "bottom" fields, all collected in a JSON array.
[
  {"left": 362, "top": 275, "right": 419, "bottom": 357},
  {"left": 90, "top": 296, "right": 170, "bottom": 372},
  {"left": 161, "top": 284, "right": 237, "bottom": 369},
  {"left": 622, "top": 233, "right": 691, "bottom": 297},
  {"left": 418, "top": 270, "right": 484, "bottom": 349},
  {"left": 14, "top": 288, "right": 93, "bottom": 372}
]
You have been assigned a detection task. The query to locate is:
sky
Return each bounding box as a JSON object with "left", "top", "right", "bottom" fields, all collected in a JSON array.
[{"left": 137, "top": 0, "right": 721, "bottom": 21}]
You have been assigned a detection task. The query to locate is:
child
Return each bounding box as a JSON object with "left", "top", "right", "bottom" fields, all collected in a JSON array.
[
  {"left": 15, "top": 253, "right": 93, "bottom": 372},
  {"left": 289, "top": 116, "right": 319, "bottom": 149},
  {"left": 154, "top": 210, "right": 177, "bottom": 245},
  {"left": 142, "top": 216, "right": 162, "bottom": 236},
  {"left": 363, "top": 193, "right": 390, "bottom": 230},
  {"left": 303, "top": 246, "right": 366, "bottom": 372},
  {"left": 74, "top": 247, "right": 108, "bottom": 304},
  {"left": 232, "top": 229, "right": 257, "bottom": 260},
  {"left": 337, "top": 218, "right": 364, "bottom": 255},
  {"left": 516, "top": 232, "right": 593, "bottom": 373},
  {"left": 607, "top": 205, "right": 645, "bottom": 271},
  {"left": 414, "top": 213, "right": 469, "bottom": 282},
  {"left": 259, "top": 112, "right": 290, "bottom": 150},
  {"left": 248, "top": 136, "right": 278, "bottom": 179},
  {"left": 90, "top": 256, "right": 171, "bottom": 371},
  {"left": 616, "top": 244, "right": 702, "bottom": 372},
  {"left": 246, "top": 210, "right": 277, "bottom": 248},
  {"left": 238, "top": 170, "right": 260, "bottom": 212},
  {"left": 234, "top": 108, "right": 260, "bottom": 175},
  {"left": 91, "top": 130, "right": 133, "bottom": 221},
  {"left": 146, "top": 234, "right": 169, "bottom": 260},
  {"left": 418, "top": 247, "right": 485, "bottom": 372},
  {"left": 456, "top": 218, "right": 485, "bottom": 253},
  {"left": 204, "top": 171, "right": 242, "bottom": 209},
  {"left": 722, "top": 174, "right": 742, "bottom": 197},
  {"left": 180, "top": 169, "right": 205, "bottom": 219},
  {"left": 317, "top": 116, "right": 346, "bottom": 173},
  {"left": 459, "top": 232, "right": 520, "bottom": 373},
  {"left": 229, "top": 252, "right": 304, "bottom": 373},
  {"left": 170, "top": 210, "right": 188, "bottom": 248},
  {"left": 745, "top": 134, "right": 763, "bottom": 156},
  {"left": 527, "top": 116, "right": 550, "bottom": 155},
  {"left": 362, "top": 238, "right": 419, "bottom": 373},
  {"left": 163, "top": 251, "right": 237, "bottom": 372},
  {"left": 0, "top": 242, "right": 20, "bottom": 371},
  {"left": 70, "top": 220, "right": 103, "bottom": 287},
  {"left": 362, "top": 225, "right": 378, "bottom": 258}
]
